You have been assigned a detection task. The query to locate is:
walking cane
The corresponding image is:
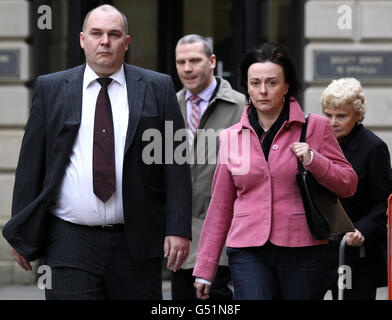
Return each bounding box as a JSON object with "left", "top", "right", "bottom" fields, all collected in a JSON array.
[
  {"left": 338, "top": 237, "right": 348, "bottom": 301},
  {"left": 388, "top": 194, "right": 392, "bottom": 300},
  {"left": 338, "top": 237, "right": 366, "bottom": 300}
]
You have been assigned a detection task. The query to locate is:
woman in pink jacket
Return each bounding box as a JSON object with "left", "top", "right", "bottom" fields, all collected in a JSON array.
[{"left": 193, "top": 43, "right": 358, "bottom": 300}]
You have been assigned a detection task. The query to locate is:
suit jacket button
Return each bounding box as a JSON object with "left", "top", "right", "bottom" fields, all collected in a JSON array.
[{"left": 272, "top": 144, "right": 278, "bottom": 150}]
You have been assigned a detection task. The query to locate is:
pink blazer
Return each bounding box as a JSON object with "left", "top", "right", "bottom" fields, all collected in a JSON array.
[{"left": 193, "top": 100, "right": 358, "bottom": 282}]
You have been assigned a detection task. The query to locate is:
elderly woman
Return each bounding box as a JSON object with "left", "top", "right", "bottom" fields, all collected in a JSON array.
[
  {"left": 192, "top": 43, "right": 358, "bottom": 300},
  {"left": 321, "top": 77, "right": 392, "bottom": 300}
]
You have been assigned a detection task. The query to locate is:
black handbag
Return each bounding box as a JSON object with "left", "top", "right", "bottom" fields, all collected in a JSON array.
[{"left": 296, "top": 114, "right": 355, "bottom": 240}]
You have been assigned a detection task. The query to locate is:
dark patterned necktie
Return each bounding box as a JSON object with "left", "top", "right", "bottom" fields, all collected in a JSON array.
[{"left": 93, "top": 78, "right": 116, "bottom": 202}]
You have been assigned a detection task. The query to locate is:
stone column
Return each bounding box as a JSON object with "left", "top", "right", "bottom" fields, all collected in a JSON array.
[{"left": 0, "top": 0, "right": 37, "bottom": 285}]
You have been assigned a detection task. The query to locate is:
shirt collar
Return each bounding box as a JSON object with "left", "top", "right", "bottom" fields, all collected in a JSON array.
[
  {"left": 185, "top": 77, "right": 217, "bottom": 103},
  {"left": 84, "top": 63, "right": 126, "bottom": 89}
]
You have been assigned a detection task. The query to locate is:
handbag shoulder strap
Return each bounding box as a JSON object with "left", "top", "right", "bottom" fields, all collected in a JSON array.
[
  {"left": 297, "top": 114, "right": 310, "bottom": 172},
  {"left": 300, "top": 114, "right": 310, "bottom": 142}
]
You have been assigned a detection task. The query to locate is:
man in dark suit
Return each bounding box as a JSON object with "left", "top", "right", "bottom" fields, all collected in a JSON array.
[{"left": 2, "top": 4, "right": 192, "bottom": 299}]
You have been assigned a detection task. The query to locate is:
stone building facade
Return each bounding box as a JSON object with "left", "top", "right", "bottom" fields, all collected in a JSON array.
[
  {"left": 0, "top": 0, "right": 35, "bottom": 284},
  {"left": 304, "top": 0, "right": 392, "bottom": 150}
]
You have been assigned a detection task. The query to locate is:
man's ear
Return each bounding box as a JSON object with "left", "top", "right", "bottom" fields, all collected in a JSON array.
[
  {"left": 125, "top": 35, "right": 131, "bottom": 51},
  {"left": 80, "top": 32, "right": 85, "bottom": 49},
  {"left": 210, "top": 54, "right": 216, "bottom": 69}
]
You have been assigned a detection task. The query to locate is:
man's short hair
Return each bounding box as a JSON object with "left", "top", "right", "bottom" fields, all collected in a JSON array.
[
  {"left": 82, "top": 4, "right": 128, "bottom": 34},
  {"left": 176, "top": 34, "right": 214, "bottom": 57}
]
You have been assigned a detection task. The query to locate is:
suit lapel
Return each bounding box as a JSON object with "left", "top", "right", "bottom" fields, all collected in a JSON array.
[
  {"left": 124, "top": 64, "right": 145, "bottom": 154},
  {"left": 178, "top": 88, "right": 187, "bottom": 126},
  {"left": 65, "top": 64, "right": 85, "bottom": 126},
  {"left": 47, "top": 65, "right": 84, "bottom": 185}
]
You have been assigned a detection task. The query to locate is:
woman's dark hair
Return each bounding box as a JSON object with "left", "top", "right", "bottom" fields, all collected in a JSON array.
[{"left": 239, "top": 42, "right": 301, "bottom": 102}]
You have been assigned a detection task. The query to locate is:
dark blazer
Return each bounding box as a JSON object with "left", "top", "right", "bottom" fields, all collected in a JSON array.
[
  {"left": 2, "top": 63, "right": 192, "bottom": 261},
  {"left": 339, "top": 123, "right": 392, "bottom": 286}
]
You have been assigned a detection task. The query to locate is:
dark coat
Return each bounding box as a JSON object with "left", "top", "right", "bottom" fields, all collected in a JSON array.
[
  {"left": 338, "top": 123, "right": 392, "bottom": 286},
  {"left": 2, "top": 63, "right": 192, "bottom": 261}
]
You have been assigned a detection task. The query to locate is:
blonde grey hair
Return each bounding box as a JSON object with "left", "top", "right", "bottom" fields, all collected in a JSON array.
[{"left": 321, "top": 77, "right": 366, "bottom": 122}]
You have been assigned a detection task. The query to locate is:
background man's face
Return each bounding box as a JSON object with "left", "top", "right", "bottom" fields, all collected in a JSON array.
[
  {"left": 175, "top": 42, "right": 216, "bottom": 95},
  {"left": 80, "top": 9, "right": 130, "bottom": 77}
]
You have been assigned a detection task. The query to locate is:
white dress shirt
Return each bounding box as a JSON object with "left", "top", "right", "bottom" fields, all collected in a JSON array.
[{"left": 51, "top": 64, "right": 129, "bottom": 226}]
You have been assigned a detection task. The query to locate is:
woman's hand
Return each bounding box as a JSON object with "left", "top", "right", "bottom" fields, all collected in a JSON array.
[
  {"left": 194, "top": 281, "right": 211, "bottom": 300},
  {"left": 291, "top": 142, "right": 312, "bottom": 164},
  {"left": 344, "top": 229, "right": 365, "bottom": 246}
]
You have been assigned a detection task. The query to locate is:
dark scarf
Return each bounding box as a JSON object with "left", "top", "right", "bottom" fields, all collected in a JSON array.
[
  {"left": 338, "top": 122, "right": 361, "bottom": 147},
  {"left": 248, "top": 102, "right": 290, "bottom": 161}
]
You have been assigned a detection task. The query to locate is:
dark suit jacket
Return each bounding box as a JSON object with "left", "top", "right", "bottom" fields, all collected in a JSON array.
[
  {"left": 2, "top": 63, "right": 192, "bottom": 261},
  {"left": 338, "top": 123, "right": 392, "bottom": 286}
]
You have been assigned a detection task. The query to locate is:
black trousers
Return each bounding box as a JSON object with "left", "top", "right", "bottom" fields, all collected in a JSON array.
[
  {"left": 171, "top": 266, "right": 233, "bottom": 300},
  {"left": 44, "top": 215, "right": 162, "bottom": 300}
]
